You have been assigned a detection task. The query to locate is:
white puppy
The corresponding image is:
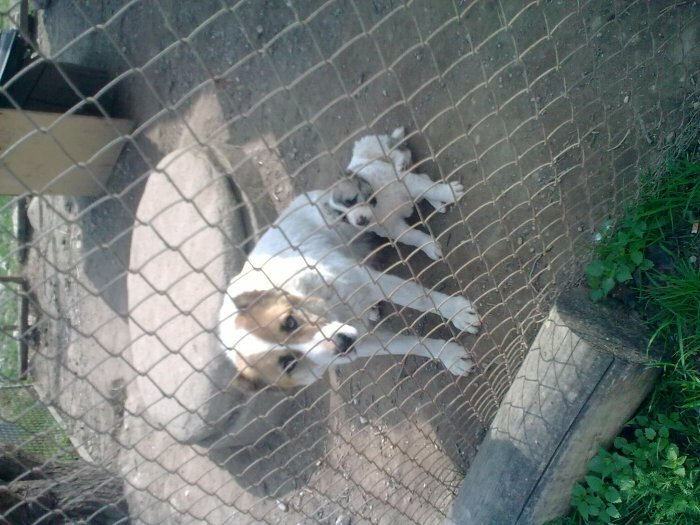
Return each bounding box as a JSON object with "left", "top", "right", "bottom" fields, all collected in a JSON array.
[
  {"left": 332, "top": 127, "right": 465, "bottom": 260},
  {"left": 219, "top": 185, "right": 481, "bottom": 392}
]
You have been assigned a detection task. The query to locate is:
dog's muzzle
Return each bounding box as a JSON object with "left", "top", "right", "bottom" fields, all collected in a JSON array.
[{"left": 332, "top": 332, "right": 356, "bottom": 354}]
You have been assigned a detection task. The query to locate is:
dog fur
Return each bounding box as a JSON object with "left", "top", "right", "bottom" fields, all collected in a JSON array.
[
  {"left": 219, "top": 178, "right": 481, "bottom": 391},
  {"left": 324, "top": 127, "right": 465, "bottom": 260}
]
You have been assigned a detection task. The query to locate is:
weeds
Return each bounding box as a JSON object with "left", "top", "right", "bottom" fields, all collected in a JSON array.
[
  {"left": 569, "top": 414, "right": 700, "bottom": 524},
  {"left": 585, "top": 216, "right": 654, "bottom": 301},
  {"left": 585, "top": 159, "right": 700, "bottom": 302}
]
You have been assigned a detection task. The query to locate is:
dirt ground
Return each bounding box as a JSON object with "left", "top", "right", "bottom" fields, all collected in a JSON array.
[{"left": 21, "top": 1, "right": 699, "bottom": 524}]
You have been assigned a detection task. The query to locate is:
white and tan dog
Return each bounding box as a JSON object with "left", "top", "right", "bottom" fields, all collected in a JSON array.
[
  {"left": 219, "top": 178, "right": 481, "bottom": 392},
  {"left": 327, "top": 127, "right": 465, "bottom": 260}
]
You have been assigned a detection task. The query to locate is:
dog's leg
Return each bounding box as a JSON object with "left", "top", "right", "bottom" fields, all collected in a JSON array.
[
  {"left": 363, "top": 269, "right": 481, "bottom": 334},
  {"left": 391, "top": 149, "right": 412, "bottom": 172},
  {"left": 382, "top": 217, "right": 442, "bottom": 261},
  {"left": 354, "top": 329, "right": 474, "bottom": 376},
  {"left": 401, "top": 172, "right": 465, "bottom": 212}
]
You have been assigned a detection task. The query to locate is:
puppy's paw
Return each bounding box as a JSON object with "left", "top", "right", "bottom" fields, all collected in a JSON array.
[
  {"left": 393, "top": 149, "right": 412, "bottom": 171},
  {"left": 428, "top": 181, "right": 465, "bottom": 211},
  {"left": 367, "top": 305, "right": 381, "bottom": 323},
  {"left": 448, "top": 181, "right": 465, "bottom": 200},
  {"left": 438, "top": 341, "right": 474, "bottom": 376},
  {"left": 427, "top": 199, "right": 449, "bottom": 213},
  {"left": 443, "top": 297, "right": 481, "bottom": 334},
  {"left": 422, "top": 241, "right": 443, "bottom": 261}
]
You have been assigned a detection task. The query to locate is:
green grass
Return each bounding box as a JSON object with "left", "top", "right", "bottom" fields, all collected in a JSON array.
[
  {"left": 554, "top": 153, "right": 700, "bottom": 524},
  {"left": 1, "top": 0, "right": 13, "bottom": 29},
  {"left": 0, "top": 386, "right": 78, "bottom": 461},
  {"left": 0, "top": 196, "right": 20, "bottom": 382}
]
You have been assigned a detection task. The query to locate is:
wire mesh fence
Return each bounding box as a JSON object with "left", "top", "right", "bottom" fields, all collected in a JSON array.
[{"left": 0, "top": 0, "right": 698, "bottom": 523}]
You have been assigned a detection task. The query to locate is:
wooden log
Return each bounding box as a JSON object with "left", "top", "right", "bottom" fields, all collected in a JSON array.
[
  {"left": 448, "top": 287, "right": 663, "bottom": 525},
  {"left": 0, "top": 444, "right": 129, "bottom": 524}
]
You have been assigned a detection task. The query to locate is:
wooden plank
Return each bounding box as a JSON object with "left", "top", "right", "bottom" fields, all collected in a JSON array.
[
  {"left": 448, "top": 287, "right": 662, "bottom": 525},
  {"left": 0, "top": 109, "right": 132, "bottom": 195}
]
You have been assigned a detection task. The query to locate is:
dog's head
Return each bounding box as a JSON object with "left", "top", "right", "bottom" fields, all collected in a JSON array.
[
  {"left": 323, "top": 178, "right": 377, "bottom": 229},
  {"left": 221, "top": 289, "right": 358, "bottom": 391}
]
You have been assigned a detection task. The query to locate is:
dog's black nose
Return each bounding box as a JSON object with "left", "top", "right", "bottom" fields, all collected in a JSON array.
[
  {"left": 332, "top": 333, "right": 356, "bottom": 354},
  {"left": 356, "top": 216, "right": 369, "bottom": 226}
]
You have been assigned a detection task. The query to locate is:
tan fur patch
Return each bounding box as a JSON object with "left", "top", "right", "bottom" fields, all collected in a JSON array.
[
  {"left": 234, "top": 290, "right": 325, "bottom": 345},
  {"left": 227, "top": 290, "right": 334, "bottom": 391},
  {"left": 231, "top": 349, "right": 304, "bottom": 391}
]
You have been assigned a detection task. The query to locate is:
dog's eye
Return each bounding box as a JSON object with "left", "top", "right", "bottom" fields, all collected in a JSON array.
[
  {"left": 278, "top": 354, "right": 298, "bottom": 374},
  {"left": 343, "top": 196, "right": 358, "bottom": 207},
  {"left": 369, "top": 196, "right": 377, "bottom": 207},
  {"left": 282, "top": 315, "right": 299, "bottom": 332}
]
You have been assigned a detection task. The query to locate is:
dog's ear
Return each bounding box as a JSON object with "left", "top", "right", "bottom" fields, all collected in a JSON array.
[
  {"left": 357, "top": 178, "right": 377, "bottom": 206},
  {"left": 228, "top": 372, "right": 265, "bottom": 393},
  {"left": 232, "top": 290, "right": 266, "bottom": 311}
]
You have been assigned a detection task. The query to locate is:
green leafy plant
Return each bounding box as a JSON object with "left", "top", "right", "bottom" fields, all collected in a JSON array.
[
  {"left": 569, "top": 414, "right": 700, "bottom": 524},
  {"left": 585, "top": 158, "right": 699, "bottom": 302},
  {"left": 585, "top": 216, "right": 654, "bottom": 301}
]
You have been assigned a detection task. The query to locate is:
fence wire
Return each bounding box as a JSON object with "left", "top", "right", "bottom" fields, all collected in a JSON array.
[{"left": 0, "top": 0, "right": 698, "bottom": 524}]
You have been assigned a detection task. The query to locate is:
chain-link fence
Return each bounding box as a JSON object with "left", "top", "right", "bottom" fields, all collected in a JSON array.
[{"left": 0, "top": 0, "right": 698, "bottom": 524}]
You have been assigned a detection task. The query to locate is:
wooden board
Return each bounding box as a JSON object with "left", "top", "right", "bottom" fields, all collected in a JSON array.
[
  {"left": 0, "top": 109, "right": 132, "bottom": 195},
  {"left": 448, "top": 287, "right": 663, "bottom": 524}
]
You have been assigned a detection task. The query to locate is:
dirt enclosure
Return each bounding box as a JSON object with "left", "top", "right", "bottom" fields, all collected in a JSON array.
[{"left": 18, "top": 1, "right": 700, "bottom": 524}]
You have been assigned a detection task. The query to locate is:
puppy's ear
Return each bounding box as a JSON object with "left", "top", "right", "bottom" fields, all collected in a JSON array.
[
  {"left": 358, "top": 178, "right": 377, "bottom": 205},
  {"left": 232, "top": 290, "right": 265, "bottom": 311},
  {"left": 357, "top": 178, "right": 373, "bottom": 198}
]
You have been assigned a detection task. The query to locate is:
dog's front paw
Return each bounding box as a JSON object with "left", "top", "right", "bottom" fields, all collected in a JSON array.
[
  {"left": 447, "top": 181, "right": 465, "bottom": 200},
  {"left": 422, "top": 241, "right": 443, "bottom": 261},
  {"left": 443, "top": 296, "right": 481, "bottom": 334},
  {"left": 367, "top": 304, "right": 381, "bottom": 323},
  {"left": 428, "top": 181, "right": 465, "bottom": 212},
  {"left": 428, "top": 199, "right": 449, "bottom": 213},
  {"left": 438, "top": 341, "right": 474, "bottom": 376}
]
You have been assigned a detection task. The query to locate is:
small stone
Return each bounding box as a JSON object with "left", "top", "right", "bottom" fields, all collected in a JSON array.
[
  {"left": 256, "top": 25, "right": 264, "bottom": 35},
  {"left": 359, "top": 416, "right": 368, "bottom": 424},
  {"left": 577, "top": 226, "right": 583, "bottom": 232},
  {"left": 335, "top": 515, "right": 351, "bottom": 525},
  {"left": 689, "top": 255, "right": 697, "bottom": 264},
  {"left": 623, "top": 94, "right": 629, "bottom": 104},
  {"left": 382, "top": 89, "right": 388, "bottom": 97},
  {"left": 277, "top": 500, "right": 288, "bottom": 512},
  {"left": 516, "top": 236, "right": 523, "bottom": 246}
]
